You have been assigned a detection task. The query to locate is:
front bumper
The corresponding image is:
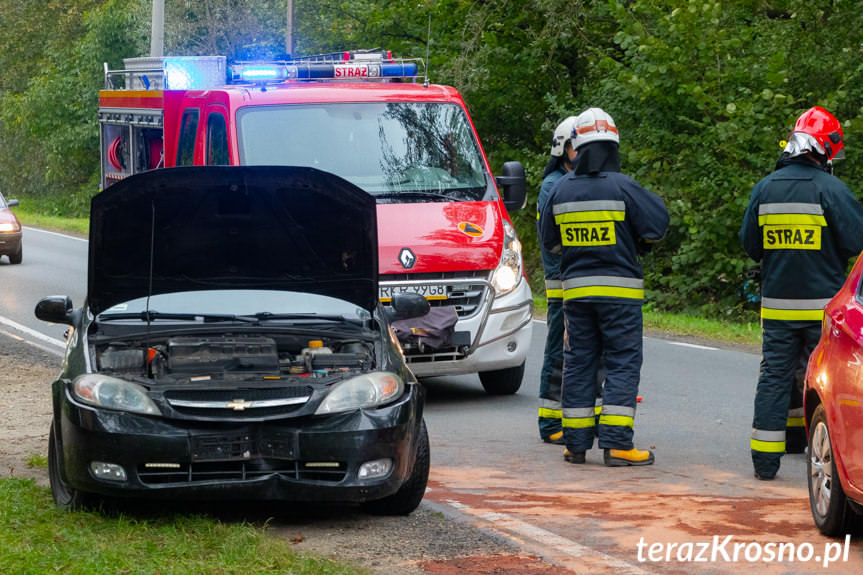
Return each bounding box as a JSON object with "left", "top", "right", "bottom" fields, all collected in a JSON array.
[
  {"left": 409, "top": 279, "right": 533, "bottom": 377},
  {"left": 0, "top": 231, "right": 21, "bottom": 255},
  {"left": 57, "top": 383, "right": 424, "bottom": 502}
]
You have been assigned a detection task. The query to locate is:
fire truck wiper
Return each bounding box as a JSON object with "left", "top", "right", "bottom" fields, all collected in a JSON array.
[{"left": 373, "top": 190, "right": 452, "bottom": 201}]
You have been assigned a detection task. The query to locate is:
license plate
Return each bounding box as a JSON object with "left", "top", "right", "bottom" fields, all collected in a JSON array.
[{"left": 379, "top": 284, "right": 448, "bottom": 302}]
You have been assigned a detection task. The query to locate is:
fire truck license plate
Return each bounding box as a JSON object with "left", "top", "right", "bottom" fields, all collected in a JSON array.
[{"left": 379, "top": 284, "right": 448, "bottom": 302}]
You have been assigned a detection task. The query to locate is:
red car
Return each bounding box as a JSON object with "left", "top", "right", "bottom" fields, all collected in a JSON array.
[
  {"left": 804, "top": 252, "right": 863, "bottom": 535},
  {"left": 0, "top": 191, "right": 22, "bottom": 264}
]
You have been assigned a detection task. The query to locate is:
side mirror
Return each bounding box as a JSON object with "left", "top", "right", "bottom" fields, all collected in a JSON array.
[
  {"left": 385, "top": 292, "right": 430, "bottom": 323},
  {"left": 7, "top": 199, "right": 19, "bottom": 207},
  {"left": 495, "top": 161, "right": 526, "bottom": 212},
  {"left": 35, "top": 296, "right": 76, "bottom": 326}
]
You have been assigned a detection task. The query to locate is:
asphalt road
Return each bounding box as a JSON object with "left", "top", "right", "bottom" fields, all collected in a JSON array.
[{"left": 2, "top": 226, "right": 862, "bottom": 574}]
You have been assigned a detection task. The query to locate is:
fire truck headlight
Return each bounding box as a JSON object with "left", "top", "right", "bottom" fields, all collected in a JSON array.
[{"left": 491, "top": 220, "right": 523, "bottom": 296}]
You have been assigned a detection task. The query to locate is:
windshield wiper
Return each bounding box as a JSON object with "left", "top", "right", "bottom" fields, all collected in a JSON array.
[
  {"left": 373, "top": 190, "right": 454, "bottom": 201},
  {"left": 98, "top": 311, "right": 258, "bottom": 323}
]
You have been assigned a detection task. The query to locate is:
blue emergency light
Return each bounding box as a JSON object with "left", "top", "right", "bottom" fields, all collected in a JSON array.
[{"left": 230, "top": 52, "right": 422, "bottom": 85}]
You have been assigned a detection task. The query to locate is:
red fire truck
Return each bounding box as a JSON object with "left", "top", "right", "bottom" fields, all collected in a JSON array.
[{"left": 97, "top": 51, "right": 533, "bottom": 394}]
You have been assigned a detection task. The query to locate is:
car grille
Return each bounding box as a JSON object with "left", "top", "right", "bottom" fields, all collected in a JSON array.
[
  {"left": 137, "top": 459, "right": 347, "bottom": 484},
  {"left": 379, "top": 270, "right": 490, "bottom": 318},
  {"left": 164, "top": 386, "right": 313, "bottom": 418}
]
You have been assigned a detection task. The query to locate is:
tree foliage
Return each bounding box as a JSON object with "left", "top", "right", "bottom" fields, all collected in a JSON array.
[{"left": 3, "top": 0, "right": 863, "bottom": 318}]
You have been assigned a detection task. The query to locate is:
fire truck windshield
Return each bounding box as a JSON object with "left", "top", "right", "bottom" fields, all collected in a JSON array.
[{"left": 236, "top": 102, "right": 492, "bottom": 202}]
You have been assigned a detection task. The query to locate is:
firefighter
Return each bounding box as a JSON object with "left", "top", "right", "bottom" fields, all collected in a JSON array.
[
  {"left": 536, "top": 115, "right": 578, "bottom": 444},
  {"left": 740, "top": 106, "right": 863, "bottom": 480},
  {"left": 539, "top": 108, "right": 669, "bottom": 466}
]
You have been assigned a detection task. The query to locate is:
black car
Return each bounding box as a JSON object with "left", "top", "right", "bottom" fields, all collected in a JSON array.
[{"left": 35, "top": 166, "right": 430, "bottom": 515}]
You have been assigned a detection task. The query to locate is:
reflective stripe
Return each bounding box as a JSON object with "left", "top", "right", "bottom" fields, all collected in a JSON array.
[
  {"left": 787, "top": 406, "right": 805, "bottom": 428},
  {"left": 751, "top": 428, "right": 786, "bottom": 453},
  {"left": 761, "top": 297, "right": 829, "bottom": 321},
  {"left": 759, "top": 213, "right": 827, "bottom": 226},
  {"left": 758, "top": 202, "right": 824, "bottom": 216},
  {"left": 545, "top": 279, "right": 563, "bottom": 300},
  {"left": 752, "top": 429, "right": 785, "bottom": 441},
  {"left": 539, "top": 398, "right": 562, "bottom": 410},
  {"left": 563, "top": 277, "right": 644, "bottom": 301},
  {"left": 556, "top": 210, "right": 626, "bottom": 224},
  {"left": 563, "top": 417, "right": 596, "bottom": 429},
  {"left": 601, "top": 405, "right": 636, "bottom": 417},
  {"left": 751, "top": 439, "right": 786, "bottom": 453},
  {"left": 599, "top": 414, "right": 634, "bottom": 427},
  {"left": 554, "top": 200, "right": 626, "bottom": 215},
  {"left": 539, "top": 407, "right": 563, "bottom": 419},
  {"left": 562, "top": 406, "right": 596, "bottom": 429},
  {"left": 594, "top": 405, "right": 602, "bottom": 415}
]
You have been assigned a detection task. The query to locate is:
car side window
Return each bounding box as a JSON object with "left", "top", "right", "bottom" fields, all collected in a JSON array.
[
  {"left": 206, "top": 112, "right": 229, "bottom": 165},
  {"left": 177, "top": 109, "right": 200, "bottom": 166}
]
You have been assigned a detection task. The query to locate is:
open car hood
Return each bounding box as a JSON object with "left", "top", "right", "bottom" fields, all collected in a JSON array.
[{"left": 88, "top": 166, "right": 378, "bottom": 316}]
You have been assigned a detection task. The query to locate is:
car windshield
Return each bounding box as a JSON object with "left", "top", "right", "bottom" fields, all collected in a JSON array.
[
  {"left": 97, "top": 290, "right": 371, "bottom": 322},
  {"left": 0, "top": 193, "right": 8, "bottom": 208},
  {"left": 236, "top": 102, "right": 492, "bottom": 202}
]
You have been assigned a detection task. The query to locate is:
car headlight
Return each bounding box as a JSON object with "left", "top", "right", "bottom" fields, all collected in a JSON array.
[
  {"left": 315, "top": 372, "right": 404, "bottom": 415},
  {"left": 0, "top": 222, "right": 20, "bottom": 233},
  {"left": 491, "top": 219, "right": 524, "bottom": 295},
  {"left": 72, "top": 374, "right": 160, "bottom": 415}
]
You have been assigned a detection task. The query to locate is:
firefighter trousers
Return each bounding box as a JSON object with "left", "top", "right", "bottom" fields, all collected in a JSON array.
[
  {"left": 538, "top": 298, "right": 565, "bottom": 439},
  {"left": 562, "top": 300, "right": 642, "bottom": 452},
  {"left": 751, "top": 320, "right": 821, "bottom": 478}
]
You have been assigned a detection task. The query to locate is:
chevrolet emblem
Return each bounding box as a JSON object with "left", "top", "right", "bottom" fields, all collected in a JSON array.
[{"left": 225, "top": 399, "right": 253, "bottom": 411}]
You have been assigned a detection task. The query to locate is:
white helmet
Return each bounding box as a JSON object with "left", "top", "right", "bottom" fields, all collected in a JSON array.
[
  {"left": 550, "top": 116, "right": 578, "bottom": 157},
  {"left": 571, "top": 107, "right": 619, "bottom": 150}
]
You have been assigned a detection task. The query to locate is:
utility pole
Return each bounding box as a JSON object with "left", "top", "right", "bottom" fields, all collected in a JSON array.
[
  {"left": 150, "top": 0, "right": 165, "bottom": 58},
  {"left": 286, "top": 0, "right": 294, "bottom": 56}
]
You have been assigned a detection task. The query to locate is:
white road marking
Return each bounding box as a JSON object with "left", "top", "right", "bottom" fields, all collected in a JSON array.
[
  {"left": 666, "top": 341, "right": 719, "bottom": 351},
  {"left": 444, "top": 499, "right": 650, "bottom": 574},
  {"left": 0, "top": 315, "right": 66, "bottom": 352},
  {"left": 23, "top": 226, "right": 88, "bottom": 242}
]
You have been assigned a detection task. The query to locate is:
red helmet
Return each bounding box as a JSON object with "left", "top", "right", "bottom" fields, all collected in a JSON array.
[{"left": 784, "top": 106, "right": 844, "bottom": 161}]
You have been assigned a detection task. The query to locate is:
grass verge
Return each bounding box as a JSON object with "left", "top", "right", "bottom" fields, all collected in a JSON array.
[
  {"left": 533, "top": 296, "right": 761, "bottom": 348},
  {"left": 15, "top": 208, "right": 89, "bottom": 237},
  {"left": 0, "top": 479, "right": 363, "bottom": 575}
]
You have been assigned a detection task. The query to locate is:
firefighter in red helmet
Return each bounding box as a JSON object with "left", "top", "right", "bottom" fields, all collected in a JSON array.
[{"left": 740, "top": 106, "right": 863, "bottom": 480}]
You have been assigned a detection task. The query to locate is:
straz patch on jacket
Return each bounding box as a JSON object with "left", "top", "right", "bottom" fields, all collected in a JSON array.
[
  {"left": 554, "top": 200, "right": 625, "bottom": 248},
  {"left": 763, "top": 224, "right": 821, "bottom": 250},
  {"left": 758, "top": 205, "right": 826, "bottom": 251},
  {"left": 561, "top": 222, "right": 616, "bottom": 246}
]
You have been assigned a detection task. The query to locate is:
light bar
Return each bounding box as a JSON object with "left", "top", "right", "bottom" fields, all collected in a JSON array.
[{"left": 230, "top": 52, "right": 422, "bottom": 85}]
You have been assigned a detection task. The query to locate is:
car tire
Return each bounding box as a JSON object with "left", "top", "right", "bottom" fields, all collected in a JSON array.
[
  {"left": 808, "top": 404, "right": 855, "bottom": 536},
  {"left": 479, "top": 362, "right": 525, "bottom": 395},
  {"left": 9, "top": 243, "right": 22, "bottom": 264},
  {"left": 48, "top": 422, "right": 95, "bottom": 511},
  {"left": 362, "top": 419, "right": 430, "bottom": 516}
]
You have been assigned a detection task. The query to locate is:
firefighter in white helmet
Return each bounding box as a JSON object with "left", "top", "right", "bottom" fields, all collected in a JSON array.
[
  {"left": 539, "top": 107, "right": 669, "bottom": 466},
  {"left": 536, "top": 116, "right": 578, "bottom": 444}
]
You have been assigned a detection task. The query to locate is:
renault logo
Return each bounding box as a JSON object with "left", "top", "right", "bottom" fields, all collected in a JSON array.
[
  {"left": 398, "top": 248, "right": 416, "bottom": 270},
  {"left": 225, "top": 399, "right": 253, "bottom": 411}
]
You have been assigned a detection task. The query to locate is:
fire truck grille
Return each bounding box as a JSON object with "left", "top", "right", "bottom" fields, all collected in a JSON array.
[{"left": 379, "top": 270, "right": 491, "bottom": 318}]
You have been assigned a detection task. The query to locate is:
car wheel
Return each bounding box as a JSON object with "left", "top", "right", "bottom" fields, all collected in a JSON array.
[
  {"left": 479, "top": 362, "right": 525, "bottom": 395},
  {"left": 808, "top": 404, "right": 854, "bottom": 536},
  {"left": 48, "top": 422, "right": 95, "bottom": 511},
  {"left": 9, "top": 243, "right": 22, "bottom": 264},
  {"left": 362, "top": 419, "right": 430, "bottom": 516}
]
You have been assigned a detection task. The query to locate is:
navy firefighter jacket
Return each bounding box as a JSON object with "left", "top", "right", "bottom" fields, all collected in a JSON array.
[
  {"left": 740, "top": 160, "right": 863, "bottom": 322},
  {"left": 539, "top": 170, "right": 669, "bottom": 305}
]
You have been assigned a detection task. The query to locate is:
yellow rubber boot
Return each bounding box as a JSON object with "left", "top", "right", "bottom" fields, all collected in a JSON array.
[
  {"left": 543, "top": 431, "right": 564, "bottom": 445},
  {"left": 604, "top": 448, "right": 655, "bottom": 467}
]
